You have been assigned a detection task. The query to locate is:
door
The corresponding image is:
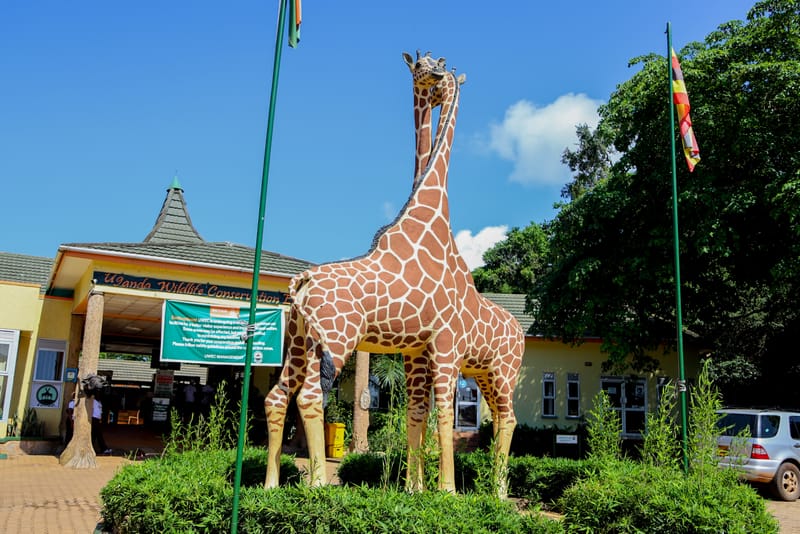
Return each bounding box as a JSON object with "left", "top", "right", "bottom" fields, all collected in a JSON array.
[
  {"left": 600, "top": 377, "right": 647, "bottom": 438},
  {"left": 0, "top": 330, "right": 20, "bottom": 423}
]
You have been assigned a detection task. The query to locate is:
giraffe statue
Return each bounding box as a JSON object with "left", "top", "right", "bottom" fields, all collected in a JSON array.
[
  {"left": 264, "top": 51, "right": 522, "bottom": 496},
  {"left": 402, "top": 51, "right": 524, "bottom": 496}
]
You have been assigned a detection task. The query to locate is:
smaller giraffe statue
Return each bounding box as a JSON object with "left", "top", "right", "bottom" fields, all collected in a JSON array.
[{"left": 402, "top": 50, "right": 524, "bottom": 497}]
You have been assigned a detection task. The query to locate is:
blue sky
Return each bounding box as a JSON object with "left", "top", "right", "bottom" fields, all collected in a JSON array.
[{"left": 1, "top": 1, "right": 755, "bottom": 269}]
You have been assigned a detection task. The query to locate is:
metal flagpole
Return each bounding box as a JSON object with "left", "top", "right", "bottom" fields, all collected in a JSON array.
[
  {"left": 231, "top": 1, "right": 290, "bottom": 531},
  {"left": 666, "top": 21, "right": 690, "bottom": 475}
]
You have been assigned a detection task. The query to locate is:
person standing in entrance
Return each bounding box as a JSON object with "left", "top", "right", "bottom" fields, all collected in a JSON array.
[
  {"left": 183, "top": 379, "right": 197, "bottom": 421},
  {"left": 92, "top": 398, "right": 111, "bottom": 454}
]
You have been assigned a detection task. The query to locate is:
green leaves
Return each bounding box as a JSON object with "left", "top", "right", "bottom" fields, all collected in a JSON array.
[{"left": 532, "top": 2, "right": 800, "bottom": 382}]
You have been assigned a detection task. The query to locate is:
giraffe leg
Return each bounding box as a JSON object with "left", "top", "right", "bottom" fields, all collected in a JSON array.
[
  {"left": 431, "top": 361, "right": 459, "bottom": 493},
  {"left": 296, "top": 345, "right": 327, "bottom": 487},
  {"left": 404, "top": 354, "right": 431, "bottom": 492},
  {"left": 476, "top": 372, "right": 517, "bottom": 499},
  {"left": 265, "top": 377, "right": 297, "bottom": 488},
  {"left": 265, "top": 311, "right": 306, "bottom": 489}
]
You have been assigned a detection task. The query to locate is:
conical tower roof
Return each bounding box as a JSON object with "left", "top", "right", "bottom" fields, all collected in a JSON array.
[{"left": 143, "top": 177, "right": 204, "bottom": 243}]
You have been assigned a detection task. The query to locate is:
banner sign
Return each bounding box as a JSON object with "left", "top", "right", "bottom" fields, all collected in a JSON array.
[
  {"left": 161, "top": 300, "right": 283, "bottom": 366},
  {"left": 94, "top": 271, "right": 290, "bottom": 306}
]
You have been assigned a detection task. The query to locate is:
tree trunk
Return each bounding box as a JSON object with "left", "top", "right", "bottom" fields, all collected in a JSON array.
[
  {"left": 350, "top": 351, "right": 370, "bottom": 453},
  {"left": 60, "top": 290, "right": 103, "bottom": 468}
]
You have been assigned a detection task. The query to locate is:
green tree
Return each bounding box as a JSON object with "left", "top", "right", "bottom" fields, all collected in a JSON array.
[
  {"left": 472, "top": 223, "right": 549, "bottom": 294},
  {"left": 534, "top": 0, "right": 800, "bottom": 393},
  {"left": 560, "top": 122, "right": 615, "bottom": 203}
]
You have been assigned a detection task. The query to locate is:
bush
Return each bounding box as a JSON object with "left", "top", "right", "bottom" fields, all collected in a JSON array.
[
  {"left": 337, "top": 451, "right": 403, "bottom": 488},
  {"left": 100, "top": 449, "right": 299, "bottom": 533},
  {"left": 238, "top": 485, "right": 563, "bottom": 533},
  {"left": 558, "top": 459, "right": 778, "bottom": 533},
  {"left": 101, "top": 448, "right": 561, "bottom": 533},
  {"left": 507, "top": 456, "right": 593, "bottom": 504}
]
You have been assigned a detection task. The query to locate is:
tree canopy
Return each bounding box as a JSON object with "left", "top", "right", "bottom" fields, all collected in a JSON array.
[
  {"left": 527, "top": 0, "right": 800, "bottom": 401},
  {"left": 472, "top": 223, "right": 549, "bottom": 295}
]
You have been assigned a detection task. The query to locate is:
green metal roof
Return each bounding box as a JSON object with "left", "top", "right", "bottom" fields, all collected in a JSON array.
[
  {"left": 62, "top": 241, "right": 314, "bottom": 277},
  {"left": 142, "top": 181, "right": 204, "bottom": 244},
  {"left": 0, "top": 252, "right": 53, "bottom": 290},
  {"left": 483, "top": 292, "right": 535, "bottom": 335},
  {"left": 60, "top": 180, "right": 314, "bottom": 277}
]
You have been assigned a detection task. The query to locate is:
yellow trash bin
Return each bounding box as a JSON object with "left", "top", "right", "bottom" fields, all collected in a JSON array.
[{"left": 324, "top": 422, "right": 346, "bottom": 458}]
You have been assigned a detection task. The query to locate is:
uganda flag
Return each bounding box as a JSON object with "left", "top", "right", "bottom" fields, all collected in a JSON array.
[
  {"left": 671, "top": 48, "right": 700, "bottom": 171},
  {"left": 288, "top": 0, "right": 301, "bottom": 48}
]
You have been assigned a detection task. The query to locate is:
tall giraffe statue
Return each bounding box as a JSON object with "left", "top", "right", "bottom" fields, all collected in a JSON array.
[
  {"left": 402, "top": 51, "right": 524, "bottom": 496},
  {"left": 264, "top": 51, "right": 522, "bottom": 496}
]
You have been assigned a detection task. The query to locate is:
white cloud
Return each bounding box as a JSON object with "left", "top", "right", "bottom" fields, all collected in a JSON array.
[
  {"left": 382, "top": 201, "right": 395, "bottom": 221},
  {"left": 454, "top": 225, "right": 508, "bottom": 270},
  {"left": 487, "top": 93, "right": 602, "bottom": 186}
]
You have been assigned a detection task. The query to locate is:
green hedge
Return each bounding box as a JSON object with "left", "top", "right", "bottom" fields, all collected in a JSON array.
[
  {"left": 100, "top": 449, "right": 559, "bottom": 533},
  {"left": 100, "top": 449, "right": 777, "bottom": 534},
  {"left": 100, "top": 448, "right": 299, "bottom": 533},
  {"left": 238, "top": 485, "right": 561, "bottom": 533},
  {"left": 558, "top": 459, "right": 778, "bottom": 533}
]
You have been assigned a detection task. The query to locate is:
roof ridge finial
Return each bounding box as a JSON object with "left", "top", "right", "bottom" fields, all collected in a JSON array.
[{"left": 170, "top": 172, "right": 182, "bottom": 191}]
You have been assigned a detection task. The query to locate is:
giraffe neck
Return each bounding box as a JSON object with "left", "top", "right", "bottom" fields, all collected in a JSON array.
[
  {"left": 412, "top": 86, "right": 434, "bottom": 187},
  {"left": 365, "top": 71, "right": 460, "bottom": 257},
  {"left": 413, "top": 73, "right": 459, "bottom": 197}
]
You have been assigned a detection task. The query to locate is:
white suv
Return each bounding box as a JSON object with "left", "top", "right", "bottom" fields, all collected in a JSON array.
[{"left": 717, "top": 408, "right": 800, "bottom": 501}]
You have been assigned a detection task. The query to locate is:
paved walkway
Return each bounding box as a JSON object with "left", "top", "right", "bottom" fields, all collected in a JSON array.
[{"left": 1, "top": 451, "right": 797, "bottom": 533}]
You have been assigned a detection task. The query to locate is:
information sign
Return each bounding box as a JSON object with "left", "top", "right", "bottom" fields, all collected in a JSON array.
[{"left": 161, "top": 300, "right": 283, "bottom": 366}]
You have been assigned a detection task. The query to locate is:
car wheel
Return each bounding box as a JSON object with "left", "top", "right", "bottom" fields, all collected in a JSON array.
[{"left": 772, "top": 462, "right": 800, "bottom": 501}]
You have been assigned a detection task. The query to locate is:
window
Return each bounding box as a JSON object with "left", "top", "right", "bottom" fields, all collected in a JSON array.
[
  {"left": 34, "top": 340, "right": 66, "bottom": 381},
  {"left": 600, "top": 377, "right": 647, "bottom": 437},
  {"left": 790, "top": 417, "right": 800, "bottom": 440},
  {"left": 542, "top": 372, "right": 556, "bottom": 417},
  {"left": 0, "top": 330, "right": 20, "bottom": 421},
  {"left": 455, "top": 375, "right": 480, "bottom": 430},
  {"left": 566, "top": 373, "right": 580, "bottom": 418}
]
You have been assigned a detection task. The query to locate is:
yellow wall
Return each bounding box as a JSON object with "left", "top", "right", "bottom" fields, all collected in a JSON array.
[
  {"left": 0, "top": 282, "right": 44, "bottom": 437},
  {"left": 514, "top": 337, "right": 700, "bottom": 430}
]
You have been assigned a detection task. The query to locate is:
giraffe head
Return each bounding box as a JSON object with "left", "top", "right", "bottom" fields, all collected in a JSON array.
[
  {"left": 403, "top": 50, "right": 447, "bottom": 89},
  {"left": 403, "top": 50, "right": 466, "bottom": 94}
]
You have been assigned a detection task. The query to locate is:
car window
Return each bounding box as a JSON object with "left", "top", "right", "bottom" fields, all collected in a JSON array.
[
  {"left": 790, "top": 416, "right": 800, "bottom": 440},
  {"left": 717, "top": 413, "right": 756, "bottom": 436},
  {"left": 759, "top": 415, "right": 781, "bottom": 437}
]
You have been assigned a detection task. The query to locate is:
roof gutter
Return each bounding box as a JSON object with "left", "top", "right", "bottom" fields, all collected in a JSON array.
[{"left": 56, "top": 245, "right": 294, "bottom": 279}]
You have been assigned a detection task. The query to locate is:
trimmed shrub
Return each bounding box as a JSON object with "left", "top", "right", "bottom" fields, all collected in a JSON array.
[
  {"left": 238, "top": 485, "right": 563, "bottom": 534},
  {"left": 507, "top": 455, "right": 593, "bottom": 504},
  {"left": 337, "top": 451, "right": 403, "bottom": 488},
  {"left": 100, "top": 448, "right": 299, "bottom": 533},
  {"left": 558, "top": 459, "right": 778, "bottom": 533},
  {"left": 101, "top": 448, "right": 562, "bottom": 533}
]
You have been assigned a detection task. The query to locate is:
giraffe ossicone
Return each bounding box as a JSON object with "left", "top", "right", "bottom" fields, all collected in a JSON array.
[{"left": 264, "top": 50, "right": 522, "bottom": 497}]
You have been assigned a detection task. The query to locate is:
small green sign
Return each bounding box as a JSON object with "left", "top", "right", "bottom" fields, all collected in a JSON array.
[{"left": 161, "top": 300, "right": 283, "bottom": 366}]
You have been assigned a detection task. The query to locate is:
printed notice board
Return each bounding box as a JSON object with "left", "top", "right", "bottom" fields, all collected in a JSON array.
[{"left": 161, "top": 300, "right": 283, "bottom": 366}]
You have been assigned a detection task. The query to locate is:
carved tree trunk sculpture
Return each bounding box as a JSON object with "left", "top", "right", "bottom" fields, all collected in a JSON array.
[{"left": 60, "top": 290, "right": 104, "bottom": 468}]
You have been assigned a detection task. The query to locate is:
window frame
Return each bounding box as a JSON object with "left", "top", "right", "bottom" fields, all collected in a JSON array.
[
  {"left": 542, "top": 371, "right": 556, "bottom": 418},
  {"left": 455, "top": 374, "right": 481, "bottom": 431},
  {"left": 0, "top": 329, "right": 20, "bottom": 422},
  {"left": 566, "top": 373, "right": 580, "bottom": 418},
  {"left": 33, "top": 339, "right": 67, "bottom": 382}
]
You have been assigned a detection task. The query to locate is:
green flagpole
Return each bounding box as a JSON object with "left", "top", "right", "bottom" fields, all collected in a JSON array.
[
  {"left": 666, "top": 22, "right": 690, "bottom": 475},
  {"left": 231, "top": 1, "right": 290, "bottom": 531}
]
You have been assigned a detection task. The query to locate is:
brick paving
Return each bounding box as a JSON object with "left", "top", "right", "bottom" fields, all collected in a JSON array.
[
  {"left": 1, "top": 449, "right": 797, "bottom": 533},
  {"left": 0, "top": 453, "right": 128, "bottom": 534}
]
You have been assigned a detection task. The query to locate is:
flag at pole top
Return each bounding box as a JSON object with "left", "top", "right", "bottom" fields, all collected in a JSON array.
[
  {"left": 671, "top": 48, "right": 700, "bottom": 171},
  {"left": 288, "top": 0, "right": 302, "bottom": 48}
]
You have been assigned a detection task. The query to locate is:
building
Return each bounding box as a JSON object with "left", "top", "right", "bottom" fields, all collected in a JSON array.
[{"left": 0, "top": 180, "right": 700, "bottom": 451}]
